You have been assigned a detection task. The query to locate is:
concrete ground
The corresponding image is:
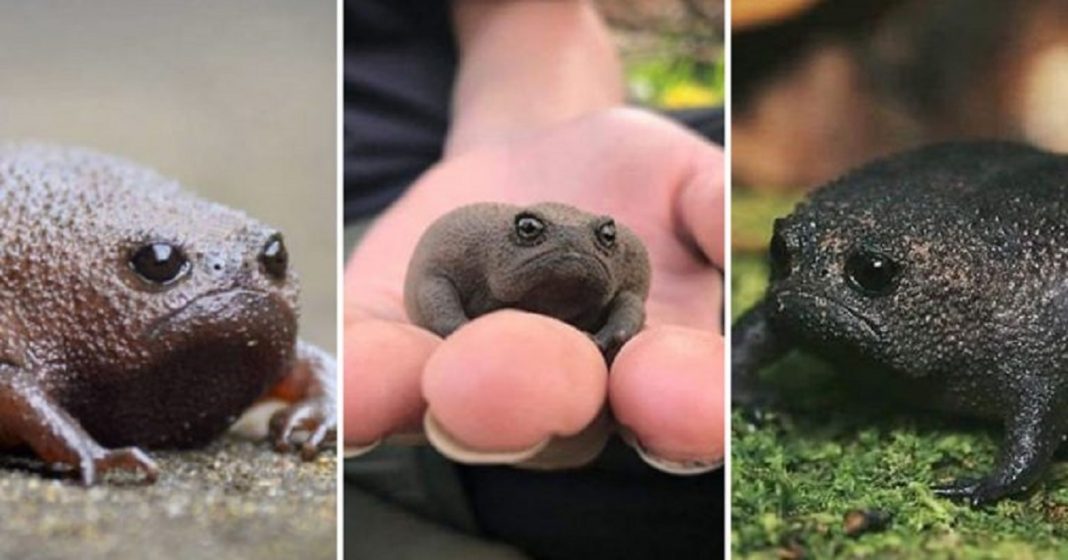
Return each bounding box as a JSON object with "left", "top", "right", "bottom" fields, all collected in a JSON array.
[{"left": 0, "top": 437, "right": 336, "bottom": 560}]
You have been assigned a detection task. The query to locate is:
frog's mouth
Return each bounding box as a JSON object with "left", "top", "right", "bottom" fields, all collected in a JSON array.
[
  {"left": 514, "top": 250, "right": 612, "bottom": 283},
  {"left": 771, "top": 290, "right": 885, "bottom": 341},
  {"left": 143, "top": 288, "right": 291, "bottom": 340},
  {"left": 71, "top": 288, "right": 299, "bottom": 449},
  {"left": 494, "top": 250, "right": 614, "bottom": 321}
]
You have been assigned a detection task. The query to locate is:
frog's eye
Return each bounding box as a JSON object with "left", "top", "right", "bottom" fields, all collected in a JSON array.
[
  {"left": 845, "top": 249, "right": 901, "bottom": 297},
  {"left": 130, "top": 243, "right": 190, "bottom": 285},
  {"left": 514, "top": 213, "right": 546, "bottom": 243},
  {"left": 260, "top": 233, "right": 288, "bottom": 280},
  {"left": 595, "top": 219, "right": 617, "bottom": 249},
  {"left": 768, "top": 231, "right": 792, "bottom": 281}
]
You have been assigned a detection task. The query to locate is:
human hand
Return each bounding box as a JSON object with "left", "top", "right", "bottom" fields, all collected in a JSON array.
[{"left": 344, "top": 107, "right": 724, "bottom": 471}]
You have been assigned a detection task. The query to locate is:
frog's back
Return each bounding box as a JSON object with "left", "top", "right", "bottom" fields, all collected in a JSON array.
[
  {"left": 0, "top": 144, "right": 190, "bottom": 225},
  {"left": 810, "top": 142, "right": 1060, "bottom": 205},
  {"left": 800, "top": 142, "right": 1068, "bottom": 244},
  {"left": 0, "top": 145, "right": 188, "bottom": 307}
]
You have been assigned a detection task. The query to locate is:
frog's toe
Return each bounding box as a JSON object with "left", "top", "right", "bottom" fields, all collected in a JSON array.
[
  {"left": 931, "top": 477, "right": 978, "bottom": 498},
  {"left": 90, "top": 447, "right": 159, "bottom": 484},
  {"left": 591, "top": 330, "right": 629, "bottom": 361},
  {"left": 932, "top": 477, "right": 1002, "bottom": 507},
  {"left": 588, "top": 332, "right": 610, "bottom": 354},
  {"left": 77, "top": 455, "right": 97, "bottom": 486},
  {"left": 301, "top": 422, "right": 334, "bottom": 461}
]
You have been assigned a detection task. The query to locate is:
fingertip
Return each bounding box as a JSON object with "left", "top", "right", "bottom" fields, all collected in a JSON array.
[
  {"left": 423, "top": 310, "right": 607, "bottom": 452},
  {"left": 343, "top": 319, "right": 439, "bottom": 445},
  {"left": 609, "top": 326, "right": 725, "bottom": 464}
]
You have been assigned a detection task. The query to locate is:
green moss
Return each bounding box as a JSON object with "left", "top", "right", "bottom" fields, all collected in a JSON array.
[
  {"left": 731, "top": 214, "right": 1068, "bottom": 558},
  {"left": 731, "top": 189, "right": 803, "bottom": 253}
]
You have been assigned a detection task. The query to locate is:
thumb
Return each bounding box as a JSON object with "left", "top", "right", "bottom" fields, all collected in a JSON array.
[{"left": 677, "top": 145, "right": 725, "bottom": 268}]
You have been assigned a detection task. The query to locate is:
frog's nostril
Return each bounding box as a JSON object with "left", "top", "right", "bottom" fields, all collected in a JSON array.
[
  {"left": 260, "top": 233, "right": 288, "bottom": 280},
  {"left": 202, "top": 253, "right": 228, "bottom": 277}
]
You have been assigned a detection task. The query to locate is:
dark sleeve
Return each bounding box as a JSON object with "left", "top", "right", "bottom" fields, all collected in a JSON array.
[{"left": 344, "top": 0, "right": 457, "bottom": 222}]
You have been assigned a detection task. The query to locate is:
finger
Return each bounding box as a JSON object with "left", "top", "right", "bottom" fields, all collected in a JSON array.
[
  {"left": 423, "top": 310, "right": 607, "bottom": 456},
  {"left": 677, "top": 145, "right": 725, "bottom": 268},
  {"left": 609, "top": 326, "right": 725, "bottom": 467},
  {"left": 343, "top": 318, "right": 440, "bottom": 446}
]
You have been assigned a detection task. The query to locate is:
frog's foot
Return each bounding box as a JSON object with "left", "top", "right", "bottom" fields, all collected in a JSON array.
[
  {"left": 731, "top": 374, "right": 781, "bottom": 410},
  {"left": 79, "top": 447, "right": 159, "bottom": 486},
  {"left": 932, "top": 390, "right": 1064, "bottom": 508},
  {"left": 730, "top": 364, "right": 781, "bottom": 428},
  {"left": 270, "top": 396, "right": 337, "bottom": 460},
  {"left": 608, "top": 326, "right": 724, "bottom": 475},
  {"left": 931, "top": 477, "right": 1006, "bottom": 508},
  {"left": 731, "top": 299, "right": 790, "bottom": 412},
  {"left": 589, "top": 330, "right": 625, "bottom": 363},
  {"left": 0, "top": 367, "right": 158, "bottom": 485},
  {"left": 734, "top": 395, "right": 782, "bottom": 429},
  {"left": 422, "top": 311, "right": 608, "bottom": 466},
  {"left": 933, "top": 385, "right": 1068, "bottom": 508}
]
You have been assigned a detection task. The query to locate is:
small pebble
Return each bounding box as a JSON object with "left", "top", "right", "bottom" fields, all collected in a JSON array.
[{"left": 843, "top": 508, "right": 892, "bottom": 537}]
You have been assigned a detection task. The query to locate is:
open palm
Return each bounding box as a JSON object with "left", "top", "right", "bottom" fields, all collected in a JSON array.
[{"left": 345, "top": 108, "right": 724, "bottom": 471}]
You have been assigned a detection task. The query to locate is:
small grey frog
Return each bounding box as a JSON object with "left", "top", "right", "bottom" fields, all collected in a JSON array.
[{"left": 404, "top": 202, "right": 651, "bottom": 358}]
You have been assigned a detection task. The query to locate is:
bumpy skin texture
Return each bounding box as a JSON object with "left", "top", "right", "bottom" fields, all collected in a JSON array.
[
  {"left": 0, "top": 145, "right": 336, "bottom": 484},
  {"left": 404, "top": 202, "right": 651, "bottom": 358},
  {"left": 733, "top": 142, "right": 1068, "bottom": 507}
]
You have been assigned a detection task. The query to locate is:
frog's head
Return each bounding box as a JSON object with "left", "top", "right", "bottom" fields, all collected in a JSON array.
[
  {"left": 487, "top": 202, "right": 647, "bottom": 321},
  {"left": 761, "top": 154, "right": 985, "bottom": 377},
  {"left": 6, "top": 145, "right": 301, "bottom": 447}
]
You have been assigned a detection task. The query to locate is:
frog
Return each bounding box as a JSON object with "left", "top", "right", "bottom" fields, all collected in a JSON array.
[
  {"left": 732, "top": 141, "right": 1068, "bottom": 506},
  {"left": 0, "top": 144, "right": 336, "bottom": 484},
  {"left": 403, "top": 202, "right": 651, "bottom": 359}
]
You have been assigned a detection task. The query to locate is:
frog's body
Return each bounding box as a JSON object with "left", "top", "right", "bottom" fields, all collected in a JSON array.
[
  {"left": 733, "top": 142, "right": 1068, "bottom": 506},
  {"left": 0, "top": 145, "right": 335, "bottom": 484},
  {"left": 404, "top": 202, "right": 651, "bottom": 358}
]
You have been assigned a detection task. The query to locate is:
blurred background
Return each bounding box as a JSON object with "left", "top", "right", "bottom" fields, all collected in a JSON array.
[
  {"left": 595, "top": 0, "right": 724, "bottom": 109},
  {"left": 732, "top": 0, "right": 1068, "bottom": 251},
  {"left": 731, "top": 1, "right": 1068, "bottom": 558},
  {"left": 0, "top": 0, "right": 336, "bottom": 351}
]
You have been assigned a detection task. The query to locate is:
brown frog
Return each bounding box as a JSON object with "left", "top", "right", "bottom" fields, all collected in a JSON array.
[{"left": 0, "top": 144, "right": 336, "bottom": 484}]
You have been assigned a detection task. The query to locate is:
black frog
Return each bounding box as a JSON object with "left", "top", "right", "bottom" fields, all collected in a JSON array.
[{"left": 733, "top": 141, "right": 1068, "bottom": 506}]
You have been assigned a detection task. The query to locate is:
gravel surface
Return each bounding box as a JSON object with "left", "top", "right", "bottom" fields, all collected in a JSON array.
[{"left": 0, "top": 437, "right": 336, "bottom": 560}]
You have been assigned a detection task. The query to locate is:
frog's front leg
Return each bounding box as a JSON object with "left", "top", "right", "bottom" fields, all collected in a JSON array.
[
  {"left": 731, "top": 299, "right": 791, "bottom": 407},
  {"left": 0, "top": 364, "right": 158, "bottom": 484},
  {"left": 267, "top": 341, "right": 337, "bottom": 460},
  {"left": 592, "top": 291, "right": 645, "bottom": 360},
  {"left": 932, "top": 379, "right": 1068, "bottom": 507},
  {"left": 410, "top": 274, "right": 470, "bottom": 338}
]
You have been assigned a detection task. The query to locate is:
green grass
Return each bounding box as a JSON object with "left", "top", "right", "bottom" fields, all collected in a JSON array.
[
  {"left": 624, "top": 47, "right": 724, "bottom": 109},
  {"left": 731, "top": 192, "right": 1068, "bottom": 559},
  {"left": 623, "top": 52, "right": 726, "bottom": 109}
]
